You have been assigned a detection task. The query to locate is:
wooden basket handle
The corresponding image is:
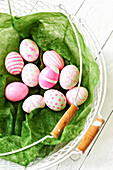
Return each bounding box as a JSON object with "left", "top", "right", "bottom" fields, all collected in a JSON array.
[
  {"left": 50, "top": 104, "right": 79, "bottom": 139},
  {"left": 76, "top": 117, "right": 105, "bottom": 153}
]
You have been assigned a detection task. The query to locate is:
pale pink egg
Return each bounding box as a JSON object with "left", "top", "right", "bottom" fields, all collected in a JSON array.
[
  {"left": 22, "top": 95, "right": 45, "bottom": 113},
  {"left": 59, "top": 65, "right": 80, "bottom": 89},
  {"left": 43, "top": 50, "right": 64, "bottom": 70},
  {"left": 5, "top": 52, "right": 24, "bottom": 75},
  {"left": 44, "top": 89, "right": 66, "bottom": 111},
  {"left": 5, "top": 82, "right": 29, "bottom": 101},
  {"left": 20, "top": 39, "right": 39, "bottom": 62},
  {"left": 39, "top": 65, "right": 59, "bottom": 89},
  {"left": 21, "top": 63, "right": 40, "bottom": 87},
  {"left": 66, "top": 87, "right": 88, "bottom": 106}
]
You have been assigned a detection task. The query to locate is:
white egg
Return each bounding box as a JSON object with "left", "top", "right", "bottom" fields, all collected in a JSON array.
[
  {"left": 43, "top": 50, "right": 64, "bottom": 70},
  {"left": 66, "top": 87, "right": 88, "bottom": 106},
  {"left": 44, "top": 89, "right": 66, "bottom": 111},
  {"left": 21, "top": 63, "right": 40, "bottom": 87},
  {"left": 20, "top": 39, "right": 39, "bottom": 62},
  {"left": 22, "top": 95, "right": 45, "bottom": 113},
  {"left": 59, "top": 65, "right": 80, "bottom": 89}
]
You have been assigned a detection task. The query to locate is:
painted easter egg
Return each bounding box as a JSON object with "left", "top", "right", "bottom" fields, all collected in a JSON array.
[
  {"left": 22, "top": 95, "right": 45, "bottom": 113},
  {"left": 19, "top": 39, "right": 39, "bottom": 62},
  {"left": 43, "top": 50, "right": 64, "bottom": 70},
  {"left": 21, "top": 63, "right": 40, "bottom": 87},
  {"left": 59, "top": 65, "right": 80, "bottom": 89},
  {"left": 66, "top": 87, "right": 88, "bottom": 106},
  {"left": 44, "top": 89, "right": 66, "bottom": 111},
  {"left": 5, "top": 52, "right": 24, "bottom": 75},
  {"left": 39, "top": 65, "right": 59, "bottom": 89},
  {"left": 5, "top": 82, "right": 29, "bottom": 101}
]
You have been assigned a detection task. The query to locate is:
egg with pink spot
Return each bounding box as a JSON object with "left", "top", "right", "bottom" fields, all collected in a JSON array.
[
  {"left": 22, "top": 95, "right": 45, "bottom": 113},
  {"left": 5, "top": 82, "right": 29, "bottom": 101},
  {"left": 21, "top": 63, "right": 40, "bottom": 87},
  {"left": 43, "top": 50, "right": 64, "bottom": 70},
  {"left": 44, "top": 89, "right": 66, "bottom": 111},
  {"left": 59, "top": 65, "right": 80, "bottom": 89},
  {"left": 20, "top": 39, "right": 39, "bottom": 62},
  {"left": 39, "top": 65, "right": 59, "bottom": 89}
]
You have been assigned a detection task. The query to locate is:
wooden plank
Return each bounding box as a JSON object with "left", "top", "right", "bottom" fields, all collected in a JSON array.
[{"left": 76, "top": 0, "right": 113, "bottom": 47}]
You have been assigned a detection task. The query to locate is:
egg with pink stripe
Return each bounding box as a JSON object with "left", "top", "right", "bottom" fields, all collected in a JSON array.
[
  {"left": 44, "top": 89, "right": 66, "bottom": 111},
  {"left": 20, "top": 39, "right": 39, "bottom": 62},
  {"left": 43, "top": 50, "right": 64, "bottom": 70},
  {"left": 22, "top": 95, "right": 45, "bottom": 113},
  {"left": 66, "top": 87, "right": 88, "bottom": 106},
  {"left": 39, "top": 65, "right": 59, "bottom": 89},
  {"left": 21, "top": 63, "right": 40, "bottom": 87},
  {"left": 59, "top": 65, "right": 80, "bottom": 90},
  {"left": 5, "top": 52, "right": 24, "bottom": 75}
]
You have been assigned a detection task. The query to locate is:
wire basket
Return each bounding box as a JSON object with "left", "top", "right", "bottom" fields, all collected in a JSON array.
[{"left": 0, "top": 0, "right": 107, "bottom": 169}]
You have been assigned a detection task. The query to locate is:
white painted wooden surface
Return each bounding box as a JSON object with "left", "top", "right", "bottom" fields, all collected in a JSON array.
[{"left": 0, "top": 0, "right": 113, "bottom": 169}]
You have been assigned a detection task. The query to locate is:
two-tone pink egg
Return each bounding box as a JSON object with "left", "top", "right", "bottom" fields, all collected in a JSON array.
[
  {"left": 5, "top": 82, "right": 29, "bottom": 102},
  {"left": 39, "top": 65, "right": 59, "bottom": 89},
  {"left": 66, "top": 87, "right": 88, "bottom": 106},
  {"left": 21, "top": 63, "right": 40, "bottom": 87},
  {"left": 22, "top": 95, "right": 45, "bottom": 113},
  {"left": 5, "top": 52, "right": 24, "bottom": 75},
  {"left": 43, "top": 50, "right": 64, "bottom": 70},
  {"left": 20, "top": 39, "right": 39, "bottom": 62},
  {"left": 59, "top": 65, "right": 80, "bottom": 89},
  {"left": 44, "top": 89, "right": 66, "bottom": 111}
]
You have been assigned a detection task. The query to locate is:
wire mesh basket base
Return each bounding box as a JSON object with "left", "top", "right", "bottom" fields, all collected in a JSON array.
[{"left": 0, "top": 1, "right": 107, "bottom": 170}]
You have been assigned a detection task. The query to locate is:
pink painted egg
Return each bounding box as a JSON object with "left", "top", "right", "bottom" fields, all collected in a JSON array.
[
  {"left": 59, "top": 65, "right": 80, "bottom": 89},
  {"left": 19, "top": 39, "right": 39, "bottom": 62},
  {"left": 43, "top": 50, "right": 64, "bottom": 70},
  {"left": 5, "top": 52, "right": 24, "bottom": 75},
  {"left": 44, "top": 89, "right": 66, "bottom": 111},
  {"left": 39, "top": 65, "right": 59, "bottom": 89},
  {"left": 21, "top": 63, "right": 40, "bottom": 87},
  {"left": 5, "top": 82, "right": 29, "bottom": 101},
  {"left": 66, "top": 87, "right": 88, "bottom": 106},
  {"left": 22, "top": 95, "right": 45, "bottom": 113}
]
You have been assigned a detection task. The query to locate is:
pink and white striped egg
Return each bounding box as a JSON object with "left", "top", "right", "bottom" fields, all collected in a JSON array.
[
  {"left": 59, "top": 65, "right": 80, "bottom": 90},
  {"left": 5, "top": 52, "right": 24, "bottom": 75},
  {"left": 19, "top": 39, "right": 39, "bottom": 62},
  {"left": 66, "top": 87, "right": 88, "bottom": 106},
  {"left": 22, "top": 95, "right": 45, "bottom": 113},
  {"left": 43, "top": 50, "right": 64, "bottom": 70},
  {"left": 39, "top": 65, "right": 59, "bottom": 89},
  {"left": 21, "top": 63, "right": 40, "bottom": 87},
  {"left": 44, "top": 89, "right": 66, "bottom": 111}
]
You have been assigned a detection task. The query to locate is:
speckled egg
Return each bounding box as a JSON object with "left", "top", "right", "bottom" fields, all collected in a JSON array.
[
  {"left": 19, "top": 39, "right": 39, "bottom": 62},
  {"left": 39, "top": 65, "right": 59, "bottom": 89},
  {"left": 66, "top": 87, "right": 88, "bottom": 106},
  {"left": 43, "top": 50, "right": 64, "bottom": 70},
  {"left": 5, "top": 82, "right": 29, "bottom": 101},
  {"left": 44, "top": 89, "right": 66, "bottom": 111},
  {"left": 5, "top": 52, "right": 24, "bottom": 75},
  {"left": 59, "top": 65, "right": 80, "bottom": 89},
  {"left": 22, "top": 95, "right": 45, "bottom": 113},
  {"left": 21, "top": 63, "right": 40, "bottom": 87}
]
